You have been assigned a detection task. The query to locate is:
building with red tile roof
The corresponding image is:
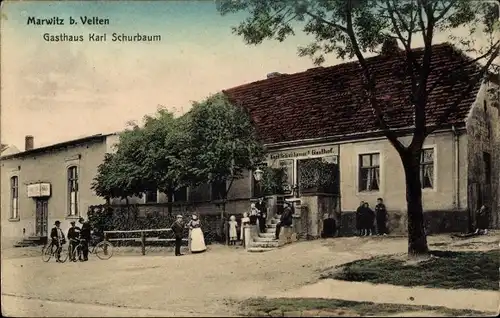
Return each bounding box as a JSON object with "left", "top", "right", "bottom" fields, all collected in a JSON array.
[{"left": 219, "top": 42, "right": 499, "bottom": 236}]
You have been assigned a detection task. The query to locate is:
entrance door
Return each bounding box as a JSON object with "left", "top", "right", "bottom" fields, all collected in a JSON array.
[{"left": 35, "top": 199, "right": 48, "bottom": 237}]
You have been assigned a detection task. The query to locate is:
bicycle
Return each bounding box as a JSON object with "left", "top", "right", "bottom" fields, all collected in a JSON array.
[
  {"left": 71, "top": 238, "right": 114, "bottom": 261},
  {"left": 42, "top": 240, "right": 69, "bottom": 263}
]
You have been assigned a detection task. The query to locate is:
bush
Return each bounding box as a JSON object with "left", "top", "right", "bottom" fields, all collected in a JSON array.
[{"left": 87, "top": 205, "right": 223, "bottom": 244}]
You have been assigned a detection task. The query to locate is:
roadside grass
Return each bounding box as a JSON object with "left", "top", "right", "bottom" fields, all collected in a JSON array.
[
  {"left": 322, "top": 249, "right": 499, "bottom": 291},
  {"left": 239, "top": 297, "right": 494, "bottom": 317}
]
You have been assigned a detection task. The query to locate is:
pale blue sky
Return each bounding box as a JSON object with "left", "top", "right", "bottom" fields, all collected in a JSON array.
[{"left": 0, "top": 0, "right": 488, "bottom": 150}]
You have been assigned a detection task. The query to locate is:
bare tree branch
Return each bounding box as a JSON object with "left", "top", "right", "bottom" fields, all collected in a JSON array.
[
  {"left": 385, "top": 0, "right": 420, "bottom": 105},
  {"left": 434, "top": 0, "right": 458, "bottom": 22},
  {"left": 427, "top": 43, "right": 500, "bottom": 135},
  {"left": 344, "top": 0, "right": 406, "bottom": 153},
  {"left": 304, "top": 11, "right": 348, "bottom": 33},
  {"left": 409, "top": 0, "right": 436, "bottom": 151},
  {"left": 427, "top": 40, "right": 500, "bottom": 95}
]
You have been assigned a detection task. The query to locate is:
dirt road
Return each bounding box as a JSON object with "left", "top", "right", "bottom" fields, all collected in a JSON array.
[{"left": 2, "top": 234, "right": 498, "bottom": 317}]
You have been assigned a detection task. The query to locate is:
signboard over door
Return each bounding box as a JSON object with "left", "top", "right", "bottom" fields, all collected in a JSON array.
[
  {"left": 267, "top": 145, "right": 339, "bottom": 161},
  {"left": 27, "top": 183, "right": 51, "bottom": 198}
]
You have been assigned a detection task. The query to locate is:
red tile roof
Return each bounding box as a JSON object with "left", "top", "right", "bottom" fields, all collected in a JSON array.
[{"left": 223, "top": 43, "right": 482, "bottom": 145}]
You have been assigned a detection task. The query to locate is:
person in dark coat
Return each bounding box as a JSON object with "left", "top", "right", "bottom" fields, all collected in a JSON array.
[
  {"left": 375, "top": 198, "right": 388, "bottom": 235},
  {"left": 275, "top": 202, "right": 293, "bottom": 240},
  {"left": 356, "top": 201, "right": 364, "bottom": 236},
  {"left": 50, "top": 220, "right": 66, "bottom": 262},
  {"left": 256, "top": 197, "right": 267, "bottom": 233},
  {"left": 78, "top": 217, "right": 91, "bottom": 261},
  {"left": 475, "top": 205, "right": 490, "bottom": 235},
  {"left": 171, "top": 215, "right": 185, "bottom": 256},
  {"left": 67, "top": 221, "right": 81, "bottom": 262},
  {"left": 363, "top": 202, "right": 375, "bottom": 236}
]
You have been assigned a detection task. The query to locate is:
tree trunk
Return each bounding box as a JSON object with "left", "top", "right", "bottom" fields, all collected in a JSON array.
[
  {"left": 222, "top": 200, "right": 228, "bottom": 245},
  {"left": 167, "top": 190, "right": 173, "bottom": 216},
  {"left": 402, "top": 151, "right": 430, "bottom": 257}
]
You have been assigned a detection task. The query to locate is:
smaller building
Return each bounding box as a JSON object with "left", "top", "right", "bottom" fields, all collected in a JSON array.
[{"left": 1, "top": 133, "right": 118, "bottom": 244}]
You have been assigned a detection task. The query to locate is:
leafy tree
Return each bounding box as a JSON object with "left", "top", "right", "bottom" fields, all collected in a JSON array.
[
  {"left": 185, "top": 93, "right": 265, "bottom": 221},
  {"left": 260, "top": 166, "right": 289, "bottom": 196},
  {"left": 91, "top": 127, "right": 146, "bottom": 203},
  {"left": 92, "top": 108, "right": 186, "bottom": 214},
  {"left": 139, "top": 108, "right": 187, "bottom": 213},
  {"left": 218, "top": 0, "right": 499, "bottom": 257}
]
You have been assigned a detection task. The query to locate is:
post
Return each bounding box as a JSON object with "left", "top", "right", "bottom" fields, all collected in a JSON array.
[
  {"left": 243, "top": 225, "right": 251, "bottom": 250},
  {"left": 141, "top": 231, "right": 146, "bottom": 256},
  {"left": 104, "top": 232, "right": 108, "bottom": 255}
]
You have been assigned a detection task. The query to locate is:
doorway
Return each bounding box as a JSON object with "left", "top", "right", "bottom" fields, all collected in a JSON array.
[{"left": 35, "top": 199, "right": 48, "bottom": 237}]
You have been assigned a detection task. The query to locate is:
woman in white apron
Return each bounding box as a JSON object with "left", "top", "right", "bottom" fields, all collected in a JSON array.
[{"left": 188, "top": 214, "right": 206, "bottom": 253}]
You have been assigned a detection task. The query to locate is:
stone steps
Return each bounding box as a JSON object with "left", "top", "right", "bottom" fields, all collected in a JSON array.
[
  {"left": 247, "top": 217, "right": 282, "bottom": 253},
  {"left": 247, "top": 247, "right": 276, "bottom": 253},
  {"left": 253, "top": 236, "right": 277, "bottom": 242},
  {"left": 250, "top": 240, "right": 280, "bottom": 248},
  {"left": 14, "top": 236, "right": 46, "bottom": 248},
  {"left": 258, "top": 232, "right": 276, "bottom": 238}
]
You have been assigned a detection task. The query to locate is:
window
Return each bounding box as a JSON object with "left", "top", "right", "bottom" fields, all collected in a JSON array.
[
  {"left": 10, "top": 176, "right": 19, "bottom": 219},
  {"left": 484, "top": 152, "right": 491, "bottom": 185},
  {"left": 359, "top": 153, "right": 380, "bottom": 192},
  {"left": 211, "top": 180, "right": 226, "bottom": 201},
  {"left": 420, "top": 149, "right": 434, "bottom": 189},
  {"left": 144, "top": 189, "right": 158, "bottom": 203},
  {"left": 67, "top": 166, "right": 78, "bottom": 216},
  {"left": 173, "top": 186, "right": 188, "bottom": 202}
]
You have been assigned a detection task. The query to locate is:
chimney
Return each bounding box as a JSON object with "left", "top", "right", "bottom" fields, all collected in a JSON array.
[
  {"left": 267, "top": 72, "right": 282, "bottom": 79},
  {"left": 25, "top": 135, "right": 34, "bottom": 151},
  {"left": 381, "top": 38, "right": 401, "bottom": 56}
]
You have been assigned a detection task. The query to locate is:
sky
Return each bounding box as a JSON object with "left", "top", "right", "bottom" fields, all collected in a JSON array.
[{"left": 0, "top": 0, "right": 496, "bottom": 150}]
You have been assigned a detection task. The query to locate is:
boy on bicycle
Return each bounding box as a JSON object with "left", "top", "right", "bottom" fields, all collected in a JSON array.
[
  {"left": 50, "top": 221, "right": 66, "bottom": 262},
  {"left": 67, "top": 221, "right": 81, "bottom": 262}
]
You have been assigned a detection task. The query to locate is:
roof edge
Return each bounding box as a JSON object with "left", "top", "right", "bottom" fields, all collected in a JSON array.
[
  {"left": 263, "top": 123, "right": 466, "bottom": 150},
  {"left": 0, "top": 133, "right": 115, "bottom": 160}
]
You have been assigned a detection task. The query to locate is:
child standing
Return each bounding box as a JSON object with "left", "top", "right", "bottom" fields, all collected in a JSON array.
[{"left": 228, "top": 215, "right": 238, "bottom": 245}]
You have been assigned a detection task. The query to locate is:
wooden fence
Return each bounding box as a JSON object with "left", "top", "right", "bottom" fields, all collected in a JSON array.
[{"left": 103, "top": 228, "right": 188, "bottom": 255}]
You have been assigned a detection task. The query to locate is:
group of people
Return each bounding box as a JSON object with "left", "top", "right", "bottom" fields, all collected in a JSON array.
[
  {"left": 228, "top": 213, "right": 250, "bottom": 245},
  {"left": 170, "top": 214, "right": 207, "bottom": 256},
  {"left": 474, "top": 204, "right": 490, "bottom": 235},
  {"left": 249, "top": 197, "right": 268, "bottom": 233},
  {"left": 356, "top": 198, "right": 388, "bottom": 236},
  {"left": 50, "top": 217, "right": 91, "bottom": 262}
]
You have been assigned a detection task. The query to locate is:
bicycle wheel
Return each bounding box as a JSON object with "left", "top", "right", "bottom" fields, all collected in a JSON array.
[
  {"left": 71, "top": 244, "right": 80, "bottom": 262},
  {"left": 41, "top": 244, "right": 53, "bottom": 262},
  {"left": 58, "top": 245, "right": 69, "bottom": 263},
  {"left": 95, "top": 241, "right": 114, "bottom": 260}
]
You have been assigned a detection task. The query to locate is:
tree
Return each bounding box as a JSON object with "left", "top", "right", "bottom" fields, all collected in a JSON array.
[
  {"left": 218, "top": 0, "right": 499, "bottom": 257},
  {"left": 91, "top": 127, "right": 146, "bottom": 203},
  {"left": 185, "top": 93, "right": 265, "bottom": 226},
  {"left": 92, "top": 108, "right": 186, "bottom": 214},
  {"left": 139, "top": 108, "right": 187, "bottom": 214}
]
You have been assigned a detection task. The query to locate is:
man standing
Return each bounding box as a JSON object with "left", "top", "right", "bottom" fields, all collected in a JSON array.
[
  {"left": 275, "top": 202, "right": 293, "bottom": 240},
  {"left": 67, "top": 221, "right": 81, "bottom": 262},
  {"left": 171, "top": 215, "right": 185, "bottom": 256},
  {"left": 50, "top": 221, "right": 66, "bottom": 262},
  {"left": 363, "top": 202, "right": 375, "bottom": 236},
  {"left": 356, "top": 201, "right": 364, "bottom": 236},
  {"left": 475, "top": 204, "right": 490, "bottom": 235},
  {"left": 256, "top": 197, "right": 267, "bottom": 233},
  {"left": 78, "top": 217, "right": 91, "bottom": 261},
  {"left": 375, "top": 198, "right": 388, "bottom": 235}
]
